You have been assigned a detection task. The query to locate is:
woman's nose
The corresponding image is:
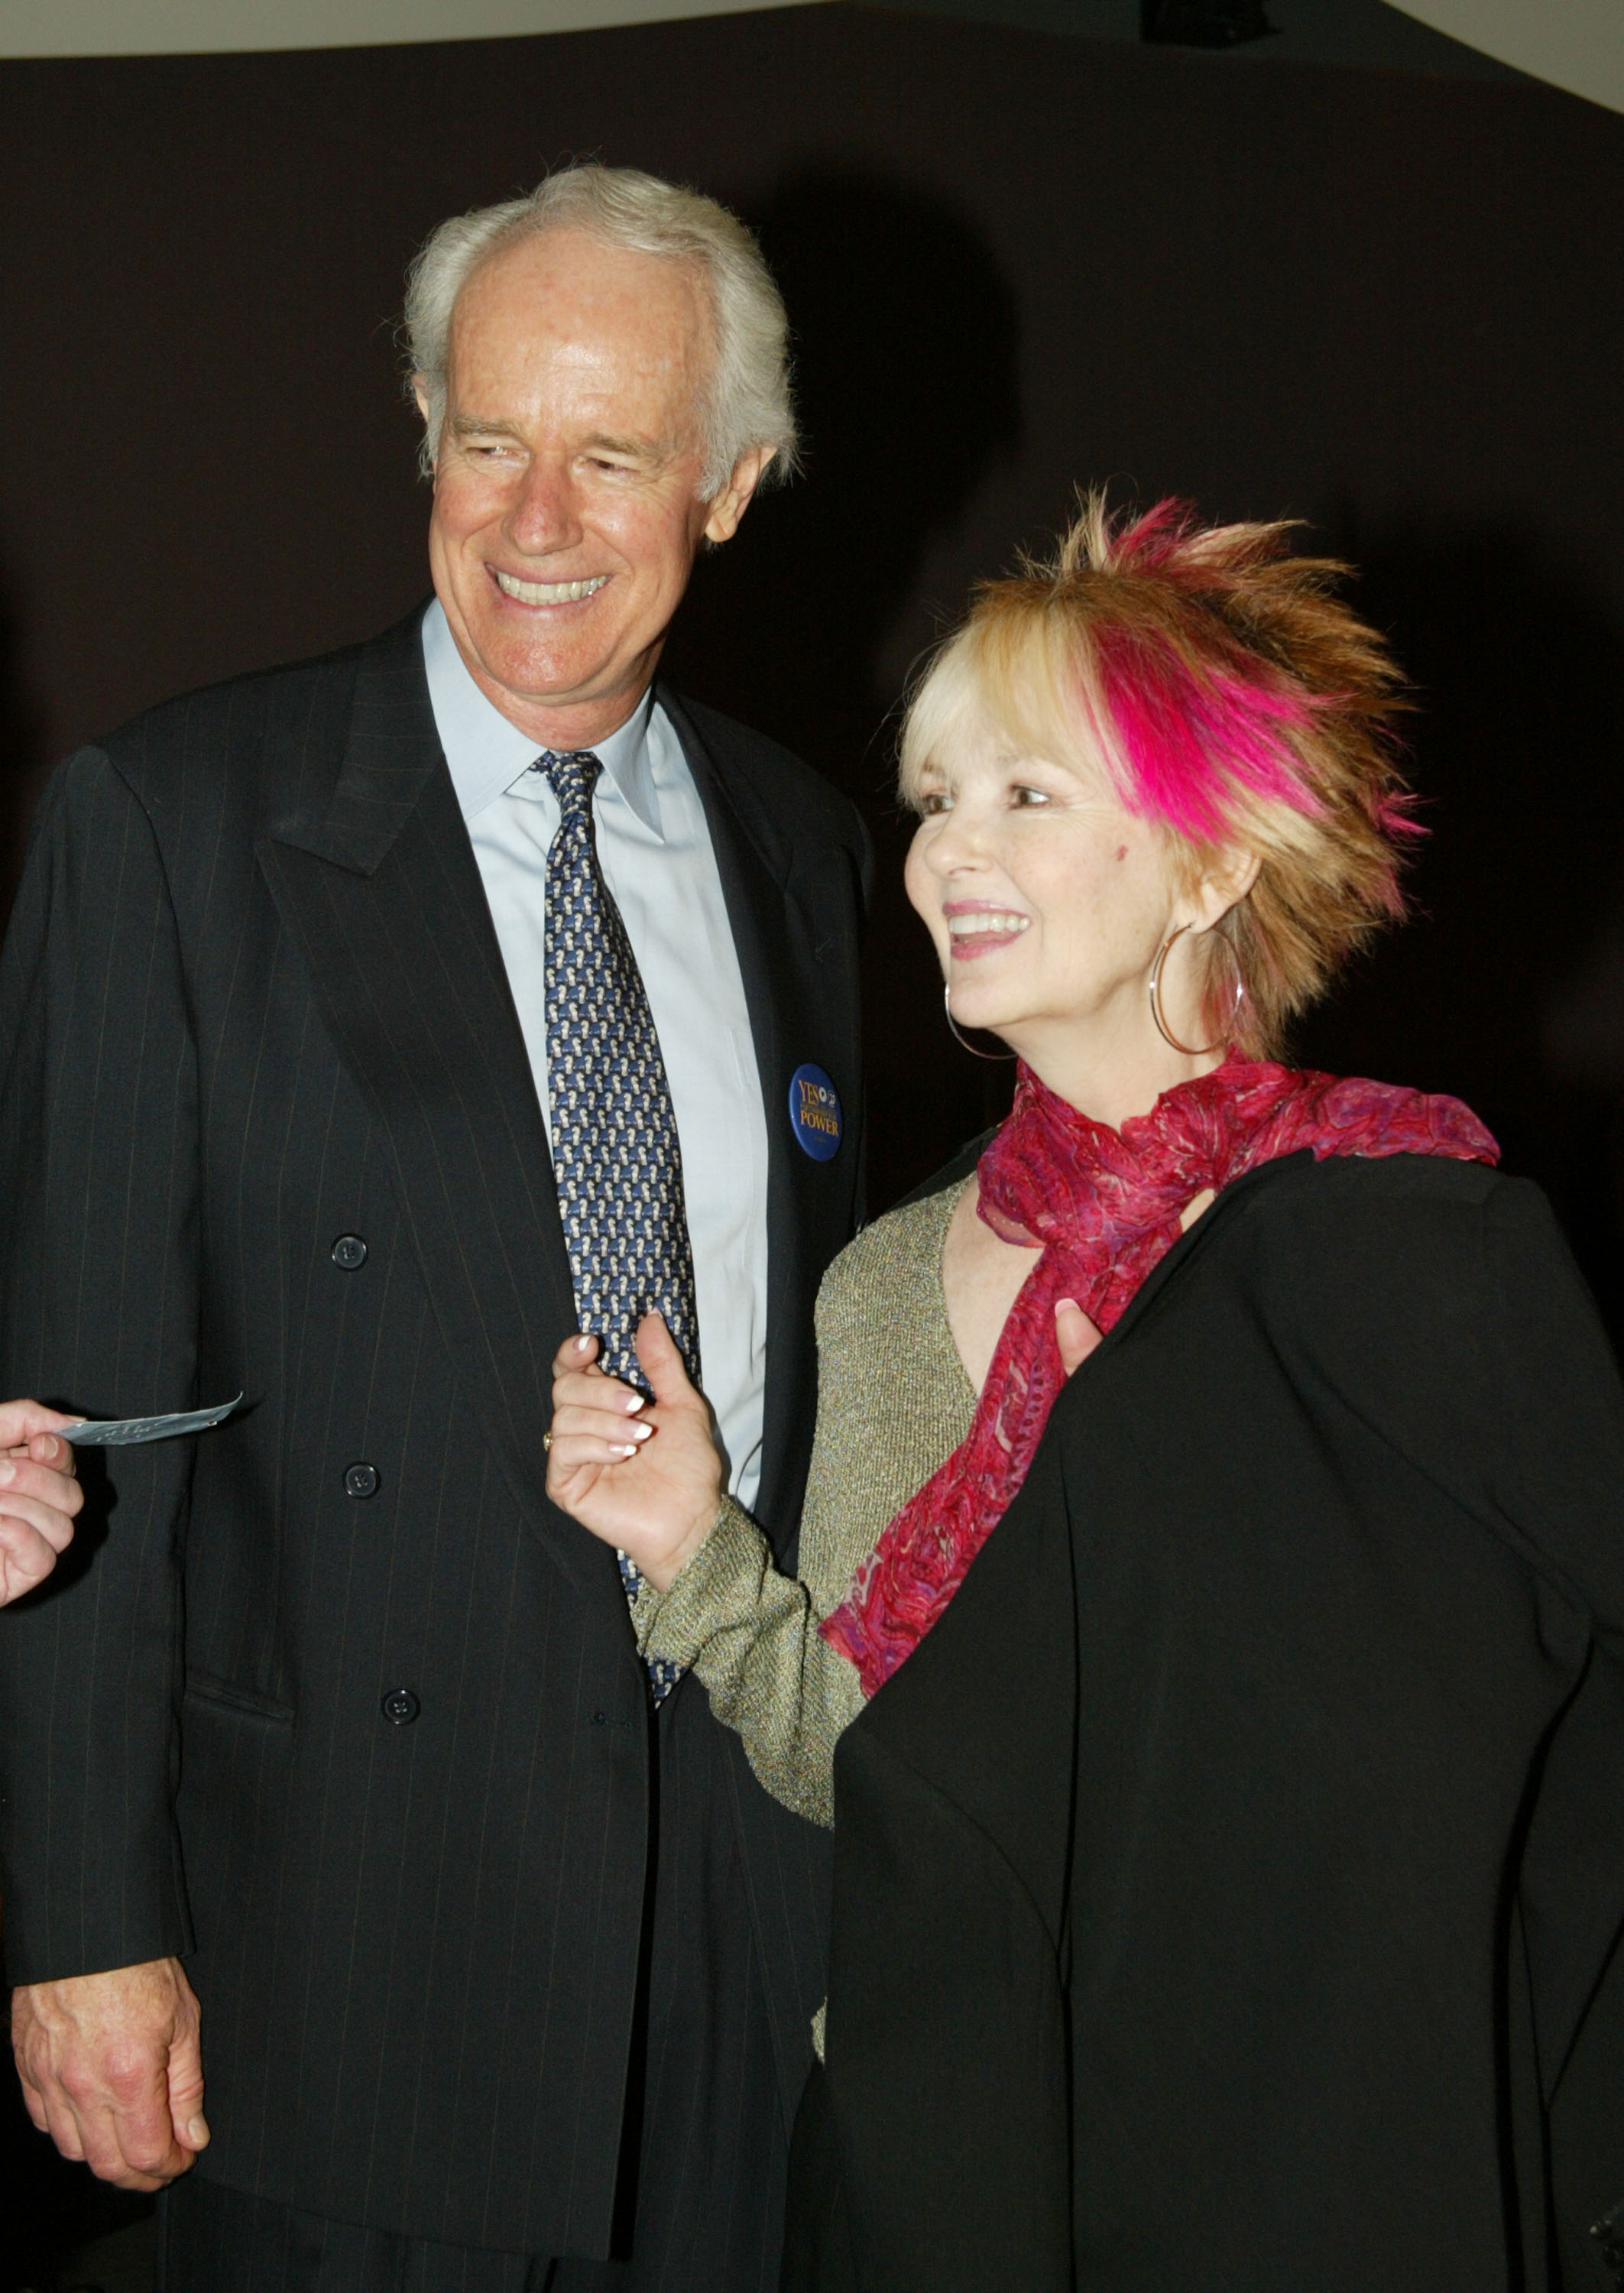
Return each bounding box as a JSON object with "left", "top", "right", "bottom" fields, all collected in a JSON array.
[{"left": 924, "top": 803, "right": 992, "bottom": 875}]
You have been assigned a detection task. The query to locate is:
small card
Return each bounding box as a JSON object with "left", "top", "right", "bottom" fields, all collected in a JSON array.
[{"left": 66, "top": 1395, "right": 244, "bottom": 1448}]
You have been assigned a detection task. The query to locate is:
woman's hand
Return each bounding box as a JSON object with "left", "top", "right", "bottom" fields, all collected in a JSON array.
[
  {"left": 546, "top": 1315, "right": 726, "bottom": 1591},
  {"left": 1055, "top": 1298, "right": 1103, "bottom": 1377},
  {"left": 0, "top": 1403, "right": 85, "bottom": 1607}
]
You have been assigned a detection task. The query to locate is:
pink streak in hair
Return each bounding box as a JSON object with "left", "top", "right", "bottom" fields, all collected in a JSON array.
[
  {"left": 1108, "top": 498, "right": 1190, "bottom": 567},
  {"left": 1376, "top": 790, "right": 1425, "bottom": 839},
  {"left": 1091, "top": 621, "right": 1324, "bottom": 844}
]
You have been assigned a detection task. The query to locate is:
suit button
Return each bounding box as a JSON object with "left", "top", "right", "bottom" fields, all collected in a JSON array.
[
  {"left": 331, "top": 1234, "right": 368, "bottom": 1270},
  {"left": 381, "top": 1687, "right": 420, "bottom": 1726},
  {"left": 344, "top": 1461, "right": 380, "bottom": 1499}
]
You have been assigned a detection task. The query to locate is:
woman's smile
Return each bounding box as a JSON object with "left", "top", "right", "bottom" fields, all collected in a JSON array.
[{"left": 943, "top": 901, "right": 1032, "bottom": 959}]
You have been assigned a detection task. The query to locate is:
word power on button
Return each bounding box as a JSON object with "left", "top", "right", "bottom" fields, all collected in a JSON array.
[{"left": 788, "top": 1064, "right": 842, "bottom": 1163}]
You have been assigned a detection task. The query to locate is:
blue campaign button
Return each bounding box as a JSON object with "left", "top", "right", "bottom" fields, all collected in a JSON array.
[{"left": 788, "top": 1063, "right": 843, "bottom": 1162}]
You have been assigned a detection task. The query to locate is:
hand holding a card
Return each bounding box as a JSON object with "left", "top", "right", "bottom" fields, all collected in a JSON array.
[
  {"left": 0, "top": 1393, "right": 238, "bottom": 1606},
  {"left": 0, "top": 1399, "right": 85, "bottom": 1607}
]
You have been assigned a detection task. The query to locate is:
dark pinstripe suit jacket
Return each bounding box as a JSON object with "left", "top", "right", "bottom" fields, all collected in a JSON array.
[{"left": 0, "top": 609, "right": 870, "bottom": 2255}]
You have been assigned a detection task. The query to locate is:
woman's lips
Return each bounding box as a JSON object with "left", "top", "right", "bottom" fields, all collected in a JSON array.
[{"left": 945, "top": 909, "right": 1031, "bottom": 960}]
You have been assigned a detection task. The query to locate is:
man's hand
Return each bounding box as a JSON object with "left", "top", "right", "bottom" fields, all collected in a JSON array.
[
  {"left": 0, "top": 1401, "right": 84, "bottom": 1605},
  {"left": 11, "top": 1957, "right": 209, "bottom": 2189}
]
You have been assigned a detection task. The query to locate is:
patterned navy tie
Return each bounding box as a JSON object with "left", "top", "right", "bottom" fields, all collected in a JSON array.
[{"left": 540, "top": 748, "right": 700, "bottom": 1704}]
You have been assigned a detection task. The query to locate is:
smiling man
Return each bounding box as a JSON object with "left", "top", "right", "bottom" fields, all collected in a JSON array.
[{"left": 0, "top": 167, "right": 869, "bottom": 2293}]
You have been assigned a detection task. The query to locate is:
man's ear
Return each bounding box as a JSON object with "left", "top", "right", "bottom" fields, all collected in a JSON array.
[{"left": 702, "top": 446, "right": 778, "bottom": 547}]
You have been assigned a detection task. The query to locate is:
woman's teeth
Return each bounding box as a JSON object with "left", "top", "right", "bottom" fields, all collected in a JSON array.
[
  {"left": 946, "top": 912, "right": 1029, "bottom": 939},
  {"left": 494, "top": 571, "right": 610, "bottom": 605}
]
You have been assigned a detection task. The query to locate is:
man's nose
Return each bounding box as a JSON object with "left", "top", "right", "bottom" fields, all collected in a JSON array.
[{"left": 506, "top": 459, "right": 582, "bottom": 556}]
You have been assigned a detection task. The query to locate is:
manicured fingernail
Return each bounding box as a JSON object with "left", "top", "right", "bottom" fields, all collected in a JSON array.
[
  {"left": 186, "top": 2114, "right": 209, "bottom": 2145},
  {"left": 624, "top": 1395, "right": 646, "bottom": 1413},
  {"left": 573, "top": 1335, "right": 591, "bottom": 1354},
  {"left": 629, "top": 1422, "right": 653, "bottom": 1441},
  {"left": 0, "top": 1462, "right": 15, "bottom": 1485},
  {"left": 40, "top": 1437, "right": 58, "bottom": 1460},
  {"left": 1055, "top": 1298, "right": 1080, "bottom": 1314},
  {"left": 613, "top": 1443, "right": 639, "bottom": 1458}
]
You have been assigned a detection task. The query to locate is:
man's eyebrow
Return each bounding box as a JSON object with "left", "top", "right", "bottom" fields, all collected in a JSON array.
[
  {"left": 582, "top": 432, "right": 669, "bottom": 461},
  {"left": 448, "top": 412, "right": 524, "bottom": 439}
]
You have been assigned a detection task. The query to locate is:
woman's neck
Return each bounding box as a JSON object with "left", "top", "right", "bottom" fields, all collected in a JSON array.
[{"left": 1013, "top": 1024, "right": 1230, "bottom": 1134}]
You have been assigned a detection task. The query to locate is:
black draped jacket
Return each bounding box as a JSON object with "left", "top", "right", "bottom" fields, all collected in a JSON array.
[{"left": 810, "top": 1150, "right": 1624, "bottom": 2293}]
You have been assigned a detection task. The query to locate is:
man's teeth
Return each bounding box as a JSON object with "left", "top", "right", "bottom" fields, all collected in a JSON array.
[
  {"left": 494, "top": 570, "right": 610, "bottom": 605},
  {"left": 947, "top": 912, "right": 1030, "bottom": 936}
]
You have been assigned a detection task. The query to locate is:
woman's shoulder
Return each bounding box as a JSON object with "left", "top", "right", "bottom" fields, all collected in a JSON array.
[
  {"left": 1230, "top": 1142, "right": 1515, "bottom": 1241},
  {"left": 1195, "top": 1148, "right": 1567, "bottom": 1344}
]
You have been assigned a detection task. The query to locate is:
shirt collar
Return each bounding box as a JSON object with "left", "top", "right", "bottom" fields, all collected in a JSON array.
[{"left": 420, "top": 597, "right": 662, "bottom": 837}]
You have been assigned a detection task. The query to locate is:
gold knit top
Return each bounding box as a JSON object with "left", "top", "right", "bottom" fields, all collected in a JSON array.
[{"left": 631, "top": 1176, "right": 976, "bottom": 1830}]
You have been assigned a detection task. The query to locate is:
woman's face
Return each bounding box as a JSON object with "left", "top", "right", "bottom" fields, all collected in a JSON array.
[{"left": 904, "top": 715, "right": 1224, "bottom": 1119}]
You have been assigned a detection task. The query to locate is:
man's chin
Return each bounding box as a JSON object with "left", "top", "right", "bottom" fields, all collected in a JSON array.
[{"left": 464, "top": 630, "right": 628, "bottom": 715}]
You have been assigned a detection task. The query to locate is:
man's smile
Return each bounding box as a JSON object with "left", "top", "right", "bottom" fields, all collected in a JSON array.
[{"left": 492, "top": 568, "right": 611, "bottom": 605}]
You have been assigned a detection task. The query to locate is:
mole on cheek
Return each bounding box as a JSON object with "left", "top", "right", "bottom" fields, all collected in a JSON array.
[{"left": 1115, "top": 845, "right": 1128, "bottom": 862}]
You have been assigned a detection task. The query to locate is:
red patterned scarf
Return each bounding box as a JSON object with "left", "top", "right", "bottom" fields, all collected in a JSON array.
[{"left": 821, "top": 1054, "right": 1498, "bottom": 1698}]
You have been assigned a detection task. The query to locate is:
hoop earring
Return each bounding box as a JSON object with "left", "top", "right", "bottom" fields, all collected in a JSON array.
[
  {"left": 1149, "top": 924, "right": 1243, "bottom": 1059},
  {"left": 944, "top": 982, "right": 1016, "bottom": 1062}
]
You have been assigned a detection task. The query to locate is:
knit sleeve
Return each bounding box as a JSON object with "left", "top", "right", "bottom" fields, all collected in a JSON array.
[
  {"left": 634, "top": 1179, "right": 977, "bottom": 1827},
  {"left": 634, "top": 1498, "right": 867, "bottom": 1828}
]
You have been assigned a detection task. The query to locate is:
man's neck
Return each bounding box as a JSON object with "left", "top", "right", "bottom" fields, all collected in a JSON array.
[{"left": 457, "top": 641, "right": 660, "bottom": 754}]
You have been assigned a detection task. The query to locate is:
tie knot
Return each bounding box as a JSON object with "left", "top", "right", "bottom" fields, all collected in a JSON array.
[{"left": 535, "top": 749, "right": 603, "bottom": 816}]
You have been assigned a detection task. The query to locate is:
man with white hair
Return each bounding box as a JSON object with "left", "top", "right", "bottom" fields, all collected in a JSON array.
[{"left": 0, "top": 166, "right": 869, "bottom": 2289}]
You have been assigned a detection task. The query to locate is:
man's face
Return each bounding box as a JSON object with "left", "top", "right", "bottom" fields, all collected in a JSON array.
[{"left": 423, "top": 229, "right": 767, "bottom": 745}]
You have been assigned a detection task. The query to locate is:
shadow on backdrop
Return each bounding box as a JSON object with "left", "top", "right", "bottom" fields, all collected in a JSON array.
[
  {"left": 1295, "top": 520, "right": 1624, "bottom": 1344},
  {"left": 0, "top": 573, "right": 45, "bottom": 927},
  {"left": 663, "top": 165, "right": 1026, "bottom": 1211}
]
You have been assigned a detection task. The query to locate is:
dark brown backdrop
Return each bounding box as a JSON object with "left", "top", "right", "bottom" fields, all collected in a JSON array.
[
  {"left": 4, "top": 6, "right": 1622, "bottom": 1243},
  {"left": 0, "top": 9, "right": 1622, "bottom": 2275}
]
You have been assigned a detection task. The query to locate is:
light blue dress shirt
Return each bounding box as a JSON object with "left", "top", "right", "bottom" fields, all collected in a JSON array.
[{"left": 422, "top": 600, "right": 770, "bottom": 1511}]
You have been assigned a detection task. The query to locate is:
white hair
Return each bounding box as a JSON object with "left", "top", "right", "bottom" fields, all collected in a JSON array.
[{"left": 404, "top": 164, "right": 797, "bottom": 498}]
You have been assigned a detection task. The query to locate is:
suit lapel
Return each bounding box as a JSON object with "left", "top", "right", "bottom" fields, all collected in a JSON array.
[
  {"left": 661, "top": 689, "right": 852, "bottom": 1543},
  {"left": 258, "top": 612, "right": 605, "bottom": 1601},
  {"left": 256, "top": 628, "right": 850, "bottom": 1588}
]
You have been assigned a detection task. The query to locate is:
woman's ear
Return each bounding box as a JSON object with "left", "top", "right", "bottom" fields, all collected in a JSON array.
[{"left": 1188, "top": 848, "right": 1262, "bottom": 933}]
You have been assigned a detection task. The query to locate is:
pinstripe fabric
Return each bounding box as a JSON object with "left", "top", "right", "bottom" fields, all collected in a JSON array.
[
  {"left": 157, "top": 2178, "right": 542, "bottom": 2289},
  {"left": 0, "top": 610, "right": 870, "bottom": 2268},
  {"left": 157, "top": 1678, "right": 788, "bottom": 2289}
]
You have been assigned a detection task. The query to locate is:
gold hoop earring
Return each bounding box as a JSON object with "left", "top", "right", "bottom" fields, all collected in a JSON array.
[
  {"left": 944, "top": 982, "right": 1016, "bottom": 1062},
  {"left": 1149, "top": 925, "right": 1242, "bottom": 1059}
]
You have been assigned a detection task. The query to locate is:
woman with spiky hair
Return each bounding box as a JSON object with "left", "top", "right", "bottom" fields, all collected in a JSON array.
[{"left": 546, "top": 498, "right": 1624, "bottom": 2292}]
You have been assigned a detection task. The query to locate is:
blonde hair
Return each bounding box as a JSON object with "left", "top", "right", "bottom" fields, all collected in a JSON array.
[
  {"left": 900, "top": 492, "right": 1417, "bottom": 1057},
  {"left": 404, "top": 163, "right": 796, "bottom": 497}
]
